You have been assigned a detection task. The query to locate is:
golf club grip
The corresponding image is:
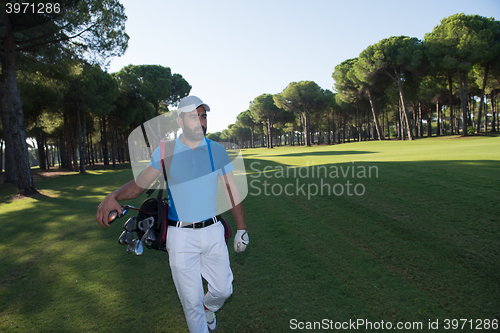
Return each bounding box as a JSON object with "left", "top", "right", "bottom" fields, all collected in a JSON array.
[
  {"left": 108, "top": 210, "right": 118, "bottom": 223},
  {"left": 108, "top": 206, "right": 132, "bottom": 224}
]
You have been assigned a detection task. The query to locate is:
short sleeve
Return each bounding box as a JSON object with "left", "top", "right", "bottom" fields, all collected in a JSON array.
[
  {"left": 148, "top": 146, "right": 162, "bottom": 171},
  {"left": 211, "top": 142, "right": 234, "bottom": 176}
]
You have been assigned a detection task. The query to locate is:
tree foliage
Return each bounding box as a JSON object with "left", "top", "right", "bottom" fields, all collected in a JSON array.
[
  {"left": 425, "top": 13, "right": 500, "bottom": 136},
  {"left": 356, "top": 36, "right": 425, "bottom": 140},
  {"left": 249, "top": 94, "right": 282, "bottom": 149},
  {"left": 0, "top": 0, "right": 129, "bottom": 194},
  {"left": 274, "top": 81, "right": 325, "bottom": 146},
  {"left": 114, "top": 64, "right": 191, "bottom": 120}
]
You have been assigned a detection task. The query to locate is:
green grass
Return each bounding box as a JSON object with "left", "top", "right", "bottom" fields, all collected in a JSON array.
[{"left": 1, "top": 135, "right": 499, "bottom": 332}]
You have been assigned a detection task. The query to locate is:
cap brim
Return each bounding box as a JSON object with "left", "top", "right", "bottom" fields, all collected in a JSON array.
[{"left": 177, "top": 103, "right": 210, "bottom": 114}]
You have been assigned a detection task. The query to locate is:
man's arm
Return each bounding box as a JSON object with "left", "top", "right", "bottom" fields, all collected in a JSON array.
[
  {"left": 221, "top": 171, "right": 249, "bottom": 252},
  {"left": 96, "top": 166, "right": 161, "bottom": 228},
  {"left": 220, "top": 171, "right": 246, "bottom": 230}
]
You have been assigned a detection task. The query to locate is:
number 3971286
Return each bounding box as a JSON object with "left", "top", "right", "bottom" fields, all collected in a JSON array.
[{"left": 6, "top": 2, "right": 61, "bottom": 14}]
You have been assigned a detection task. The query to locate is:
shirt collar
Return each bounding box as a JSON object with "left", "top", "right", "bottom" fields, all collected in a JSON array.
[{"left": 175, "top": 134, "right": 208, "bottom": 153}]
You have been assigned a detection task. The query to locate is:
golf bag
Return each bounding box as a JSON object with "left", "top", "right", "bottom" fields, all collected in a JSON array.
[{"left": 134, "top": 195, "right": 168, "bottom": 251}]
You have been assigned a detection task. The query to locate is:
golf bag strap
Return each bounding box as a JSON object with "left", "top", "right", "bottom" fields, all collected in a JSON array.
[
  {"left": 159, "top": 140, "right": 176, "bottom": 199},
  {"left": 157, "top": 140, "right": 175, "bottom": 250},
  {"left": 160, "top": 140, "right": 175, "bottom": 183},
  {"left": 205, "top": 138, "right": 215, "bottom": 172},
  {"left": 160, "top": 139, "right": 212, "bottom": 178},
  {"left": 146, "top": 179, "right": 161, "bottom": 198}
]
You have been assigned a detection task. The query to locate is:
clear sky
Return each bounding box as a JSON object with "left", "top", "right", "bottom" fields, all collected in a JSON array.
[{"left": 107, "top": 0, "right": 500, "bottom": 133}]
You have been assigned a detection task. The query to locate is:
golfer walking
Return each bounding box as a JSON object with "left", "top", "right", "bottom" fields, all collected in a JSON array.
[{"left": 96, "top": 96, "right": 249, "bottom": 333}]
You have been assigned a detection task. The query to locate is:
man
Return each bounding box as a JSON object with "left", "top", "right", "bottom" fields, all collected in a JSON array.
[{"left": 96, "top": 95, "right": 249, "bottom": 333}]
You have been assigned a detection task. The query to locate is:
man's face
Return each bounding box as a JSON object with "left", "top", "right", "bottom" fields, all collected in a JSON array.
[{"left": 180, "top": 106, "right": 207, "bottom": 141}]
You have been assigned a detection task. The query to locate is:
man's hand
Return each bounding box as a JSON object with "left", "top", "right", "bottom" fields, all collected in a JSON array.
[
  {"left": 95, "top": 170, "right": 159, "bottom": 228},
  {"left": 234, "top": 229, "right": 249, "bottom": 252},
  {"left": 96, "top": 194, "right": 123, "bottom": 228}
]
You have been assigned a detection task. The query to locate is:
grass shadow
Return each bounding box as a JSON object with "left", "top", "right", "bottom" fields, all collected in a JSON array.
[
  {"left": 276, "top": 150, "right": 375, "bottom": 157},
  {"left": 1, "top": 155, "right": 499, "bottom": 331}
]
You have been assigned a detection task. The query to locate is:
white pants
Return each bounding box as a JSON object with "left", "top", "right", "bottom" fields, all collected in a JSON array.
[{"left": 166, "top": 222, "right": 233, "bottom": 333}]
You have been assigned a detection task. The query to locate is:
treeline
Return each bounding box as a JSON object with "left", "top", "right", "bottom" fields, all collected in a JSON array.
[
  {"left": 1, "top": 9, "right": 499, "bottom": 195},
  {"left": 209, "top": 13, "right": 500, "bottom": 149},
  {"left": 11, "top": 62, "right": 190, "bottom": 170}
]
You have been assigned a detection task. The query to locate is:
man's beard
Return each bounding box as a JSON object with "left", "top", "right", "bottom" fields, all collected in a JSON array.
[{"left": 182, "top": 124, "right": 207, "bottom": 141}]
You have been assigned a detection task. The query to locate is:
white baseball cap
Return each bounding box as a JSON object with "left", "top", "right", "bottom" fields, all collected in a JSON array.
[{"left": 177, "top": 96, "right": 210, "bottom": 116}]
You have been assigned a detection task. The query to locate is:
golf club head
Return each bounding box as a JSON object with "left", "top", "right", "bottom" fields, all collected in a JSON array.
[
  {"left": 118, "top": 230, "right": 133, "bottom": 245},
  {"left": 141, "top": 229, "right": 156, "bottom": 246},
  {"left": 123, "top": 216, "right": 136, "bottom": 232},
  {"left": 126, "top": 239, "right": 143, "bottom": 256},
  {"left": 147, "top": 229, "right": 156, "bottom": 242},
  {"left": 138, "top": 217, "right": 154, "bottom": 231}
]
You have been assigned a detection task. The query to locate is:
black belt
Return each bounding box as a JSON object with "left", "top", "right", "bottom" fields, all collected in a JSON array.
[{"left": 167, "top": 216, "right": 220, "bottom": 229}]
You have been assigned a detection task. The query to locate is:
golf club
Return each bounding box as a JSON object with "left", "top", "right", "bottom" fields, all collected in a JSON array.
[
  {"left": 122, "top": 205, "right": 153, "bottom": 213},
  {"left": 138, "top": 217, "right": 155, "bottom": 231},
  {"left": 127, "top": 239, "right": 143, "bottom": 255},
  {"left": 141, "top": 229, "right": 156, "bottom": 246},
  {"left": 107, "top": 206, "right": 130, "bottom": 223},
  {"left": 123, "top": 216, "right": 136, "bottom": 232},
  {"left": 118, "top": 230, "right": 133, "bottom": 245}
]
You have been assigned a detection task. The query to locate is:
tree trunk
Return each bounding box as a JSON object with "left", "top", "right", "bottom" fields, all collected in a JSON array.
[
  {"left": 0, "top": 140, "right": 3, "bottom": 172},
  {"left": 2, "top": 17, "right": 37, "bottom": 195},
  {"left": 427, "top": 108, "right": 432, "bottom": 137},
  {"left": 492, "top": 93, "right": 497, "bottom": 132},
  {"left": 457, "top": 69, "right": 468, "bottom": 136},
  {"left": 63, "top": 111, "right": 74, "bottom": 170},
  {"left": 0, "top": 83, "right": 17, "bottom": 182},
  {"left": 366, "top": 90, "right": 384, "bottom": 140},
  {"left": 87, "top": 131, "right": 93, "bottom": 165},
  {"left": 436, "top": 102, "right": 441, "bottom": 136},
  {"left": 484, "top": 95, "right": 488, "bottom": 133},
  {"left": 111, "top": 127, "right": 116, "bottom": 167},
  {"left": 36, "top": 134, "right": 47, "bottom": 170},
  {"left": 303, "top": 109, "right": 311, "bottom": 146},
  {"left": 265, "top": 118, "right": 272, "bottom": 149},
  {"left": 59, "top": 135, "right": 67, "bottom": 169},
  {"left": 448, "top": 76, "right": 454, "bottom": 135},
  {"left": 395, "top": 76, "right": 413, "bottom": 140},
  {"left": 250, "top": 127, "right": 255, "bottom": 148},
  {"left": 418, "top": 103, "right": 423, "bottom": 137},
  {"left": 342, "top": 116, "right": 346, "bottom": 144},
  {"left": 269, "top": 120, "right": 273, "bottom": 148},
  {"left": 356, "top": 105, "right": 362, "bottom": 142},
  {"left": 476, "top": 63, "right": 489, "bottom": 133},
  {"left": 70, "top": 119, "right": 79, "bottom": 172},
  {"left": 77, "top": 99, "right": 86, "bottom": 173},
  {"left": 45, "top": 142, "right": 51, "bottom": 169},
  {"left": 386, "top": 108, "right": 390, "bottom": 140},
  {"left": 101, "top": 116, "right": 109, "bottom": 165},
  {"left": 326, "top": 111, "right": 331, "bottom": 145}
]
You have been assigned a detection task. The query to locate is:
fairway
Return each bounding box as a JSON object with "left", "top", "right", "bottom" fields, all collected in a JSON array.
[{"left": 0, "top": 135, "right": 499, "bottom": 332}]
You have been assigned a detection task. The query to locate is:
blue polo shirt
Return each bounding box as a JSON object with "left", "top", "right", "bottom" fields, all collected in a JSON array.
[{"left": 148, "top": 135, "right": 234, "bottom": 222}]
